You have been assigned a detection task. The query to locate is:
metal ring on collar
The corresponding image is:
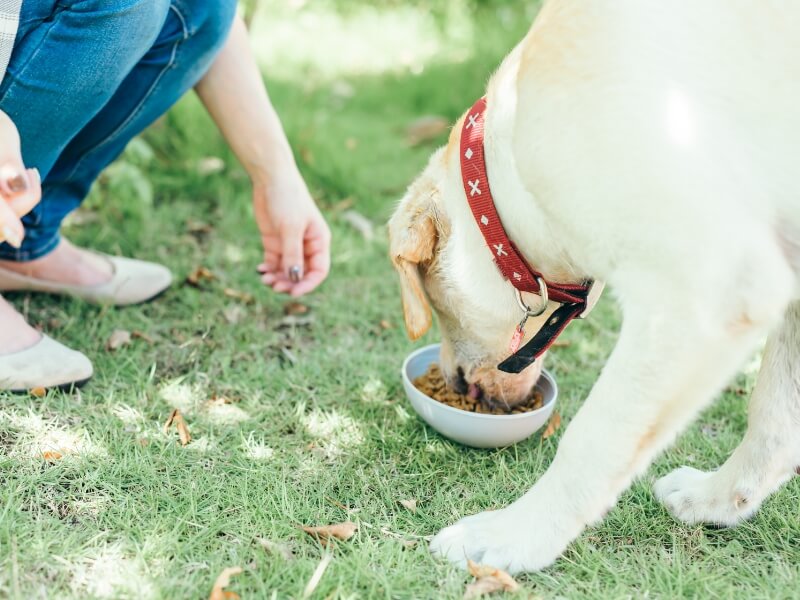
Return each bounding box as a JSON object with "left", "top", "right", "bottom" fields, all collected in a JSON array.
[{"left": 515, "top": 277, "right": 549, "bottom": 317}]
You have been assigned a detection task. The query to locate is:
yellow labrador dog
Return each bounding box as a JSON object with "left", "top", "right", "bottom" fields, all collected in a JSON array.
[{"left": 389, "top": 0, "right": 800, "bottom": 573}]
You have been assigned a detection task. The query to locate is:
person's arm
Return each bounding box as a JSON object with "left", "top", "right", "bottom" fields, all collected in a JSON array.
[
  {"left": 0, "top": 110, "right": 41, "bottom": 248},
  {"left": 195, "top": 16, "right": 330, "bottom": 297}
]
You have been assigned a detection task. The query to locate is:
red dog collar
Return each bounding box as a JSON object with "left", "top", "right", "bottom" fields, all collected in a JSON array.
[{"left": 459, "top": 96, "right": 601, "bottom": 373}]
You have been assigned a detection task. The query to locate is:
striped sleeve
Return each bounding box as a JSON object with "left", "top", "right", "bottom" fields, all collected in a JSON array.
[{"left": 0, "top": 0, "right": 20, "bottom": 87}]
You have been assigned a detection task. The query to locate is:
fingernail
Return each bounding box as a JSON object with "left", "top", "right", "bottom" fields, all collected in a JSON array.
[
  {"left": 30, "top": 168, "right": 40, "bottom": 184},
  {"left": 7, "top": 173, "right": 27, "bottom": 193},
  {"left": 2, "top": 225, "right": 22, "bottom": 248},
  {"left": 289, "top": 265, "right": 302, "bottom": 283}
]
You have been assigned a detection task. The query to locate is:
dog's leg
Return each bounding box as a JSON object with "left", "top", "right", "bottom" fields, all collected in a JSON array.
[
  {"left": 654, "top": 301, "right": 800, "bottom": 526},
  {"left": 430, "top": 263, "right": 792, "bottom": 573}
]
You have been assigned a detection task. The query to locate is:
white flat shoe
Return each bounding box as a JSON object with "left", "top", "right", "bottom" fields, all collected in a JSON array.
[
  {"left": 0, "top": 253, "right": 172, "bottom": 306},
  {"left": 0, "top": 335, "right": 93, "bottom": 392}
]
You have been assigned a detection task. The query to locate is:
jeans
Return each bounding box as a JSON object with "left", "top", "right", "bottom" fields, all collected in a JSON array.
[{"left": 0, "top": 0, "right": 237, "bottom": 261}]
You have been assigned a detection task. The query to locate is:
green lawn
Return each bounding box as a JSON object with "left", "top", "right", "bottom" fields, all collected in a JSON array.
[{"left": 1, "top": 2, "right": 798, "bottom": 598}]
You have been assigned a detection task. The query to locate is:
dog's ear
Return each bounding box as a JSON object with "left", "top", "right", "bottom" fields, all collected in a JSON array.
[{"left": 388, "top": 188, "right": 439, "bottom": 340}]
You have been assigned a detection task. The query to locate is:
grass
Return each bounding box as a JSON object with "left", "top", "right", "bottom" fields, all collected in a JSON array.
[{"left": 1, "top": 2, "right": 798, "bottom": 598}]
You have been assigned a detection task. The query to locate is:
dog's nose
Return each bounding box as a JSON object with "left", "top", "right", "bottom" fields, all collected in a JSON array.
[{"left": 450, "top": 367, "right": 469, "bottom": 395}]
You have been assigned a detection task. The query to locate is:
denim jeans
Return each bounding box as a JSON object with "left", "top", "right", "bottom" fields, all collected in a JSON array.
[{"left": 0, "top": 0, "right": 237, "bottom": 260}]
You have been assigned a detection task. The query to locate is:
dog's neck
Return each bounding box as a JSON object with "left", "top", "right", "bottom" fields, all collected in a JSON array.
[{"left": 481, "top": 48, "right": 587, "bottom": 286}]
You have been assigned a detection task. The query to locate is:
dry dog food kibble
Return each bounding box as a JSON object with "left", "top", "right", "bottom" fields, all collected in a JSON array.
[{"left": 413, "top": 363, "right": 544, "bottom": 415}]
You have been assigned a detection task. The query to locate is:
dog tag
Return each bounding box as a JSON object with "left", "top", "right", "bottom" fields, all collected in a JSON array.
[{"left": 509, "top": 321, "right": 526, "bottom": 354}]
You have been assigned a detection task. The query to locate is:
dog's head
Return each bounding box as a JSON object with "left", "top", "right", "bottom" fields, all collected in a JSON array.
[{"left": 389, "top": 130, "right": 547, "bottom": 407}]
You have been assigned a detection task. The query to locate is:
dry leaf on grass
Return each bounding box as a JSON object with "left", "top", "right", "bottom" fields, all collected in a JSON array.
[
  {"left": 541, "top": 411, "right": 562, "bottom": 440},
  {"left": 379, "top": 320, "right": 394, "bottom": 330},
  {"left": 406, "top": 115, "right": 449, "bottom": 145},
  {"left": 399, "top": 499, "right": 417, "bottom": 513},
  {"left": 284, "top": 301, "right": 310, "bottom": 316},
  {"left": 464, "top": 559, "right": 520, "bottom": 599},
  {"left": 330, "top": 197, "right": 354, "bottom": 213},
  {"left": 131, "top": 330, "right": 155, "bottom": 344},
  {"left": 42, "top": 451, "right": 63, "bottom": 462},
  {"left": 30, "top": 386, "right": 46, "bottom": 398},
  {"left": 197, "top": 156, "right": 225, "bottom": 176},
  {"left": 186, "top": 266, "right": 216, "bottom": 287},
  {"left": 223, "top": 288, "right": 254, "bottom": 304},
  {"left": 208, "top": 566, "right": 242, "bottom": 600},
  {"left": 301, "top": 521, "right": 357, "bottom": 546},
  {"left": 106, "top": 329, "right": 131, "bottom": 351},
  {"left": 163, "top": 409, "right": 192, "bottom": 446}
]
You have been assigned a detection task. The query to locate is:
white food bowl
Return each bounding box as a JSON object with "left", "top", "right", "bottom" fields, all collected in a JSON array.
[{"left": 401, "top": 343, "right": 558, "bottom": 448}]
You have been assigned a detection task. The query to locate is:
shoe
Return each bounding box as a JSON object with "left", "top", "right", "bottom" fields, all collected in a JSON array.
[
  {"left": 0, "top": 253, "right": 172, "bottom": 306},
  {"left": 0, "top": 335, "right": 93, "bottom": 392}
]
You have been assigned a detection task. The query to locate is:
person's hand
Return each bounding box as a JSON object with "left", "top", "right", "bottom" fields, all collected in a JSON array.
[
  {"left": 0, "top": 110, "right": 41, "bottom": 248},
  {"left": 253, "top": 168, "right": 331, "bottom": 297}
]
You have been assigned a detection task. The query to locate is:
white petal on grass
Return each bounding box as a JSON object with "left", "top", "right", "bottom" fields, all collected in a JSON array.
[
  {"left": 203, "top": 401, "right": 250, "bottom": 426},
  {"left": 301, "top": 409, "right": 364, "bottom": 459},
  {"left": 70, "top": 544, "right": 155, "bottom": 600},
  {"left": 360, "top": 378, "right": 388, "bottom": 404},
  {"left": 243, "top": 434, "right": 275, "bottom": 461},
  {"left": 111, "top": 404, "right": 145, "bottom": 426},
  {"left": 0, "top": 409, "right": 106, "bottom": 459},
  {"left": 158, "top": 379, "right": 204, "bottom": 415},
  {"left": 185, "top": 436, "right": 214, "bottom": 454}
]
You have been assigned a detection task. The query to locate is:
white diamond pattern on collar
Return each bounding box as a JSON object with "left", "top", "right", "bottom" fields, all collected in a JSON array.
[
  {"left": 464, "top": 147, "right": 473, "bottom": 160},
  {"left": 480, "top": 215, "right": 489, "bottom": 226}
]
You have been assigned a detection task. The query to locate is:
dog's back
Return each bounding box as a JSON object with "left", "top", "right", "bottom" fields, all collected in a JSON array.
[{"left": 505, "top": 0, "right": 800, "bottom": 282}]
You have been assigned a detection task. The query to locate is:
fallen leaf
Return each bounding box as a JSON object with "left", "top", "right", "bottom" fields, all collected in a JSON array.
[
  {"left": 464, "top": 559, "right": 520, "bottom": 598},
  {"left": 131, "top": 330, "right": 155, "bottom": 344},
  {"left": 208, "top": 566, "right": 242, "bottom": 600},
  {"left": 186, "top": 266, "right": 216, "bottom": 287},
  {"left": 542, "top": 411, "right": 562, "bottom": 439},
  {"left": 330, "top": 197, "right": 354, "bottom": 212},
  {"left": 399, "top": 498, "right": 417, "bottom": 513},
  {"left": 163, "top": 409, "right": 192, "bottom": 446},
  {"left": 106, "top": 329, "right": 132, "bottom": 351},
  {"left": 223, "top": 288, "right": 254, "bottom": 304},
  {"left": 341, "top": 209, "right": 374, "bottom": 241},
  {"left": 379, "top": 320, "right": 393, "bottom": 330},
  {"left": 552, "top": 340, "right": 572, "bottom": 348},
  {"left": 30, "top": 386, "right": 46, "bottom": 398},
  {"left": 301, "top": 521, "right": 357, "bottom": 546},
  {"left": 186, "top": 220, "right": 214, "bottom": 236},
  {"left": 42, "top": 451, "right": 63, "bottom": 462},
  {"left": 197, "top": 156, "right": 225, "bottom": 175},
  {"left": 256, "top": 538, "right": 294, "bottom": 561},
  {"left": 405, "top": 115, "right": 449, "bottom": 145},
  {"left": 284, "top": 302, "right": 310, "bottom": 316}
]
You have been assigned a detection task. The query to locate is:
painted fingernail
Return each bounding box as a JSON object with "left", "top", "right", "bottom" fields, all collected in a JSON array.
[
  {"left": 2, "top": 225, "right": 22, "bottom": 248},
  {"left": 289, "top": 265, "right": 302, "bottom": 283},
  {"left": 7, "top": 173, "right": 27, "bottom": 193}
]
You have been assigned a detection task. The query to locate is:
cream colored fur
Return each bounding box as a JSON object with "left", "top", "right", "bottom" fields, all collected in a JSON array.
[{"left": 389, "top": 0, "right": 800, "bottom": 573}]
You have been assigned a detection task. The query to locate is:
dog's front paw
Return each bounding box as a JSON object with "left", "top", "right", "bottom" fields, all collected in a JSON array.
[
  {"left": 654, "top": 466, "right": 755, "bottom": 527},
  {"left": 430, "top": 507, "right": 568, "bottom": 574}
]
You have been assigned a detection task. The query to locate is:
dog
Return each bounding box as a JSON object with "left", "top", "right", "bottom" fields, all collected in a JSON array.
[{"left": 389, "top": 0, "right": 800, "bottom": 573}]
